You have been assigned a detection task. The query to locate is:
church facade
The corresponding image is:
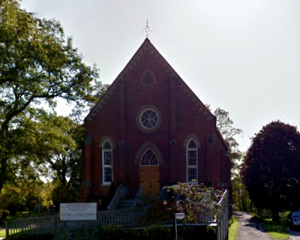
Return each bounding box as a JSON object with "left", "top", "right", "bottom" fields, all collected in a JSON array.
[{"left": 82, "top": 38, "right": 231, "bottom": 202}]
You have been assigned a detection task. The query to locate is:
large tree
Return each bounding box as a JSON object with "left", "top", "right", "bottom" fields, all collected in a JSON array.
[
  {"left": 214, "top": 108, "right": 243, "bottom": 165},
  {"left": 0, "top": 0, "right": 100, "bottom": 193},
  {"left": 206, "top": 106, "right": 243, "bottom": 174},
  {"left": 242, "top": 120, "right": 300, "bottom": 221}
]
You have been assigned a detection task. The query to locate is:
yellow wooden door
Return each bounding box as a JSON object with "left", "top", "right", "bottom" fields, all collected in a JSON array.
[{"left": 139, "top": 166, "right": 160, "bottom": 194}]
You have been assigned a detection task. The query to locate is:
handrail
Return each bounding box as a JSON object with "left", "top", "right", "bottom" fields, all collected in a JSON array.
[
  {"left": 107, "top": 185, "right": 130, "bottom": 210},
  {"left": 107, "top": 186, "right": 122, "bottom": 210},
  {"left": 133, "top": 187, "right": 142, "bottom": 208}
]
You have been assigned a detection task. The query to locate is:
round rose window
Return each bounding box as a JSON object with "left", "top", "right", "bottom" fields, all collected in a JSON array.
[{"left": 140, "top": 109, "right": 159, "bottom": 130}]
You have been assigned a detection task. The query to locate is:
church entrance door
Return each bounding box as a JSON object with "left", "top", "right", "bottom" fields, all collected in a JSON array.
[
  {"left": 139, "top": 149, "right": 160, "bottom": 194},
  {"left": 139, "top": 166, "right": 160, "bottom": 194}
]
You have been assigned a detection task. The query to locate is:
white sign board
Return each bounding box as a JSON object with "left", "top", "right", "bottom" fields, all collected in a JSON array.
[
  {"left": 60, "top": 203, "right": 97, "bottom": 221},
  {"left": 175, "top": 212, "right": 185, "bottom": 220}
]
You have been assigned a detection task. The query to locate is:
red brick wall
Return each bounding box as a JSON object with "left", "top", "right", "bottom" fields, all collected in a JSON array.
[{"left": 82, "top": 41, "right": 230, "bottom": 201}]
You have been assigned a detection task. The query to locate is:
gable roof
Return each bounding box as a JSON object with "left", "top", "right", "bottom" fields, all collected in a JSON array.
[{"left": 85, "top": 38, "right": 215, "bottom": 122}]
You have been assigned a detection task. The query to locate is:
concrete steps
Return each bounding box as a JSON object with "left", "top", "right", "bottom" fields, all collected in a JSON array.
[{"left": 115, "top": 198, "right": 135, "bottom": 210}]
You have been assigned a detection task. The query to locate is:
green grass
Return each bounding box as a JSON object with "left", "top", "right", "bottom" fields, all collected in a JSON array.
[
  {"left": 254, "top": 215, "right": 290, "bottom": 240},
  {"left": 228, "top": 215, "right": 239, "bottom": 240},
  {"left": 0, "top": 229, "right": 6, "bottom": 238}
]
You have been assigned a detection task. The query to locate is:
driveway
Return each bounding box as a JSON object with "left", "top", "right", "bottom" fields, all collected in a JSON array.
[
  {"left": 235, "top": 211, "right": 300, "bottom": 240},
  {"left": 235, "top": 211, "right": 272, "bottom": 240},
  {"left": 289, "top": 230, "right": 300, "bottom": 240}
]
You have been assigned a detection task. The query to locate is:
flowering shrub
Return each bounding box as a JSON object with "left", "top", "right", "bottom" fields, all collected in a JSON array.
[{"left": 161, "top": 183, "right": 224, "bottom": 223}]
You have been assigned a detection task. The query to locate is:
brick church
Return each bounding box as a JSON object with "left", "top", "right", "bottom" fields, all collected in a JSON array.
[{"left": 82, "top": 38, "right": 231, "bottom": 203}]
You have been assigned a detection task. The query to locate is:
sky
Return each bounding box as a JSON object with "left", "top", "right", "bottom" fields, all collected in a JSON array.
[{"left": 20, "top": 0, "right": 300, "bottom": 153}]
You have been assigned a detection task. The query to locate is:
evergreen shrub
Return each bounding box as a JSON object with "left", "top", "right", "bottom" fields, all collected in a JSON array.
[{"left": 142, "top": 225, "right": 172, "bottom": 240}]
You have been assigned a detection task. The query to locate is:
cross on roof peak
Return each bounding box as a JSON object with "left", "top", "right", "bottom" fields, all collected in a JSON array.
[{"left": 143, "top": 19, "right": 152, "bottom": 38}]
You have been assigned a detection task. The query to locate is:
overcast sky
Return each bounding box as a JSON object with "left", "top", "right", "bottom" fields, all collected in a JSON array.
[{"left": 20, "top": 0, "right": 300, "bottom": 153}]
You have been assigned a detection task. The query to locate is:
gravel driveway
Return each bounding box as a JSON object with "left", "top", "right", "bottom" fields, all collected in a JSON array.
[
  {"left": 289, "top": 230, "right": 300, "bottom": 240},
  {"left": 235, "top": 211, "right": 273, "bottom": 240},
  {"left": 235, "top": 211, "right": 300, "bottom": 240}
]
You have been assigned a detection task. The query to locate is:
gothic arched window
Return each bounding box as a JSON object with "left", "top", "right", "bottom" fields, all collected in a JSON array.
[
  {"left": 102, "top": 140, "right": 113, "bottom": 184},
  {"left": 186, "top": 139, "right": 198, "bottom": 183},
  {"left": 140, "top": 149, "right": 159, "bottom": 166},
  {"left": 141, "top": 70, "right": 156, "bottom": 87}
]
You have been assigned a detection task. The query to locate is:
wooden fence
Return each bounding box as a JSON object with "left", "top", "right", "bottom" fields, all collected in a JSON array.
[
  {"left": 216, "top": 190, "right": 229, "bottom": 240},
  {"left": 5, "top": 208, "right": 148, "bottom": 237},
  {"left": 5, "top": 190, "right": 229, "bottom": 240}
]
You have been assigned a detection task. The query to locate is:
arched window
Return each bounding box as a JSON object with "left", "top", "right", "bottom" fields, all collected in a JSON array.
[
  {"left": 186, "top": 139, "right": 198, "bottom": 183},
  {"left": 140, "top": 149, "right": 158, "bottom": 166},
  {"left": 140, "top": 108, "right": 159, "bottom": 130},
  {"left": 141, "top": 70, "right": 156, "bottom": 87},
  {"left": 102, "top": 140, "right": 113, "bottom": 184}
]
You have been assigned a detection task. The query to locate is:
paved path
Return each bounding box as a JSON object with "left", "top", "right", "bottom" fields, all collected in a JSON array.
[
  {"left": 235, "top": 211, "right": 300, "bottom": 240},
  {"left": 289, "top": 230, "right": 300, "bottom": 240},
  {"left": 235, "top": 211, "right": 273, "bottom": 240}
]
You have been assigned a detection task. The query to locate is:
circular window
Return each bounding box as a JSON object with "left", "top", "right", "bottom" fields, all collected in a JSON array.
[{"left": 140, "top": 108, "right": 159, "bottom": 130}]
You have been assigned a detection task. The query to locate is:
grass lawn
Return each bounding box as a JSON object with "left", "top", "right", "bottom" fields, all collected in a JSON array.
[
  {"left": 254, "top": 215, "right": 290, "bottom": 240},
  {"left": 228, "top": 214, "right": 239, "bottom": 240},
  {"left": 0, "top": 229, "right": 6, "bottom": 238}
]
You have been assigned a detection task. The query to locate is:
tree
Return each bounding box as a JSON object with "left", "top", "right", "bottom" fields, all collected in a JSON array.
[
  {"left": 0, "top": 0, "right": 100, "bottom": 193},
  {"left": 32, "top": 115, "right": 84, "bottom": 188},
  {"left": 241, "top": 120, "right": 300, "bottom": 221},
  {"left": 206, "top": 106, "right": 243, "bottom": 173},
  {"left": 214, "top": 108, "right": 243, "bottom": 167}
]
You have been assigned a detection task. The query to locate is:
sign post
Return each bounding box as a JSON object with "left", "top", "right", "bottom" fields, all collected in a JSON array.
[{"left": 174, "top": 212, "right": 185, "bottom": 240}]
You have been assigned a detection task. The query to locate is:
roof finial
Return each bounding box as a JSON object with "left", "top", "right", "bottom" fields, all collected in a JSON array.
[{"left": 143, "top": 19, "right": 152, "bottom": 38}]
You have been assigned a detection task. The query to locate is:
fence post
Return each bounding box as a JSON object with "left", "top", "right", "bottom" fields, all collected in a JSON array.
[{"left": 5, "top": 221, "right": 9, "bottom": 238}]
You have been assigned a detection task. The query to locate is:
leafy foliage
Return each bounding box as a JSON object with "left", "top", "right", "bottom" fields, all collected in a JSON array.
[
  {"left": 206, "top": 105, "right": 243, "bottom": 175},
  {"left": 213, "top": 108, "right": 243, "bottom": 172},
  {"left": 140, "top": 183, "right": 224, "bottom": 225},
  {"left": 101, "top": 224, "right": 127, "bottom": 240},
  {"left": 242, "top": 120, "right": 300, "bottom": 220},
  {"left": 53, "top": 227, "right": 70, "bottom": 240},
  {"left": 0, "top": 180, "right": 45, "bottom": 215},
  {"left": 51, "top": 183, "right": 80, "bottom": 210},
  {"left": 231, "top": 175, "right": 252, "bottom": 212},
  {"left": 142, "top": 225, "right": 172, "bottom": 240},
  {"left": 0, "top": 0, "right": 101, "bottom": 194},
  {"left": 165, "top": 183, "right": 224, "bottom": 223}
]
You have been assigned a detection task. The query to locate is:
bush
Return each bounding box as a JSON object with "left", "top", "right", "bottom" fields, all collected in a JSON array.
[
  {"left": 53, "top": 227, "right": 70, "bottom": 240},
  {"left": 142, "top": 225, "right": 172, "bottom": 240},
  {"left": 6, "top": 232, "right": 54, "bottom": 240},
  {"left": 74, "top": 225, "right": 92, "bottom": 240},
  {"left": 124, "top": 228, "right": 141, "bottom": 240},
  {"left": 192, "top": 226, "right": 216, "bottom": 240},
  {"left": 0, "top": 209, "right": 10, "bottom": 224},
  {"left": 101, "top": 224, "right": 126, "bottom": 240},
  {"left": 90, "top": 225, "right": 103, "bottom": 240}
]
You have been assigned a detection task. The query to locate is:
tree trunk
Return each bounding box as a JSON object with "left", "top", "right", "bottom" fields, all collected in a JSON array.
[
  {"left": 0, "top": 156, "right": 8, "bottom": 194},
  {"left": 272, "top": 210, "right": 279, "bottom": 222}
]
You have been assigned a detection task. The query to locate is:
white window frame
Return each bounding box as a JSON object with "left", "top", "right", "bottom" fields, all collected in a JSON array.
[
  {"left": 102, "top": 140, "right": 113, "bottom": 185},
  {"left": 140, "top": 148, "right": 159, "bottom": 166},
  {"left": 186, "top": 139, "right": 198, "bottom": 184},
  {"left": 139, "top": 108, "right": 159, "bottom": 130}
]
